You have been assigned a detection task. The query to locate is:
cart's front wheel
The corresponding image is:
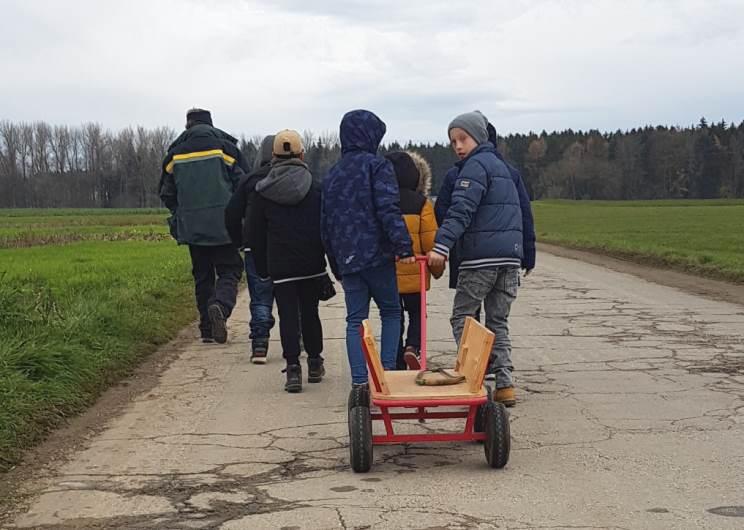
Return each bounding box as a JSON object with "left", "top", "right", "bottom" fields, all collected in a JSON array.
[
  {"left": 349, "top": 406, "right": 373, "bottom": 472},
  {"left": 484, "top": 402, "right": 510, "bottom": 469}
]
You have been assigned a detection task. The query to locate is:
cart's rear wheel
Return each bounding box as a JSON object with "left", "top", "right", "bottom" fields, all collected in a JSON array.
[
  {"left": 349, "top": 406, "right": 373, "bottom": 473},
  {"left": 484, "top": 402, "right": 510, "bottom": 469},
  {"left": 474, "top": 404, "right": 485, "bottom": 433}
]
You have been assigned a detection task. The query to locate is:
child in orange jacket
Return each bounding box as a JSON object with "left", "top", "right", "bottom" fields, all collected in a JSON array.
[{"left": 385, "top": 151, "right": 444, "bottom": 369}]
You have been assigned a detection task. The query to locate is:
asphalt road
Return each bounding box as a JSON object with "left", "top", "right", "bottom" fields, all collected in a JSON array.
[{"left": 7, "top": 251, "right": 744, "bottom": 529}]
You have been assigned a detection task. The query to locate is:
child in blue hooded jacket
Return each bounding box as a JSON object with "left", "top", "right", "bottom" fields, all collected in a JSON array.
[{"left": 321, "top": 110, "right": 414, "bottom": 391}]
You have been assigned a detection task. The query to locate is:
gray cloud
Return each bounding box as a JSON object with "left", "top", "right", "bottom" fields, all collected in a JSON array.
[{"left": 0, "top": 0, "right": 742, "bottom": 143}]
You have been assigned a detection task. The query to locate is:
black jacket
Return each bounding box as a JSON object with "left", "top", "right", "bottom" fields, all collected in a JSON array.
[
  {"left": 225, "top": 164, "right": 270, "bottom": 249},
  {"left": 248, "top": 159, "right": 330, "bottom": 283},
  {"left": 225, "top": 135, "right": 275, "bottom": 250}
]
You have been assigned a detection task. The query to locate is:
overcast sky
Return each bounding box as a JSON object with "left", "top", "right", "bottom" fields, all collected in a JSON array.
[{"left": 1, "top": 0, "right": 743, "bottom": 143}]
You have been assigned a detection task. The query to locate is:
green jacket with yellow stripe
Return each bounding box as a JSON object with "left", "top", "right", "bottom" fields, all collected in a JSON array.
[{"left": 159, "top": 124, "right": 246, "bottom": 246}]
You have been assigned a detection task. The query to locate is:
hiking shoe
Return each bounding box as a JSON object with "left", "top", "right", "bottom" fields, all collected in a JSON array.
[
  {"left": 403, "top": 346, "right": 421, "bottom": 370},
  {"left": 251, "top": 339, "right": 269, "bottom": 364},
  {"left": 493, "top": 386, "right": 516, "bottom": 407},
  {"left": 283, "top": 364, "right": 302, "bottom": 393},
  {"left": 208, "top": 304, "right": 227, "bottom": 344},
  {"left": 307, "top": 358, "right": 325, "bottom": 383}
]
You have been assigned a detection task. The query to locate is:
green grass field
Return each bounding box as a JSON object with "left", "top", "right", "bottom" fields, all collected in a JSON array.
[
  {"left": 533, "top": 200, "right": 744, "bottom": 283},
  {"left": 0, "top": 210, "right": 196, "bottom": 471}
]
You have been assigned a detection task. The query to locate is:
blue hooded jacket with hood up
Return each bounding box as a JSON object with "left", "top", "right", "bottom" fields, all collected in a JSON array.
[{"left": 321, "top": 110, "right": 413, "bottom": 277}]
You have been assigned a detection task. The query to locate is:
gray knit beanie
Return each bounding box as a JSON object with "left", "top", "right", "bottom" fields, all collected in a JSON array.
[{"left": 448, "top": 111, "right": 489, "bottom": 145}]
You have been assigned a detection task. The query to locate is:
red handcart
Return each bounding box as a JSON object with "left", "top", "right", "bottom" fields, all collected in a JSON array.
[{"left": 348, "top": 256, "right": 510, "bottom": 472}]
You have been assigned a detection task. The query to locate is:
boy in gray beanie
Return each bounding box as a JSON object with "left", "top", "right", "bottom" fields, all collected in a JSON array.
[
  {"left": 428, "top": 110, "right": 526, "bottom": 407},
  {"left": 447, "top": 111, "right": 489, "bottom": 146}
]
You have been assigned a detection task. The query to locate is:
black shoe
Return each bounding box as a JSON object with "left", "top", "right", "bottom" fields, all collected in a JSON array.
[
  {"left": 307, "top": 358, "right": 325, "bottom": 383},
  {"left": 208, "top": 304, "right": 227, "bottom": 344},
  {"left": 251, "top": 338, "right": 269, "bottom": 364},
  {"left": 200, "top": 327, "right": 215, "bottom": 343},
  {"left": 284, "top": 364, "right": 302, "bottom": 393}
]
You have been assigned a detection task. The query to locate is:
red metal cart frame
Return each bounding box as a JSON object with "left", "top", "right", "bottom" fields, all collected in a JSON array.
[{"left": 362, "top": 256, "right": 488, "bottom": 445}]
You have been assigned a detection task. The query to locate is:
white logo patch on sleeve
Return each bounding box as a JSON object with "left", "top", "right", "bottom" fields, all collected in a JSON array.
[{"left": 459, "top": 180, "right": 470, "bottom": 188}]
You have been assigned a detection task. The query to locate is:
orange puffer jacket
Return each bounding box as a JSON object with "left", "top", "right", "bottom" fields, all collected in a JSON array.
[{"left": 386, "top": 151, "right": 444, "bottom": 294}]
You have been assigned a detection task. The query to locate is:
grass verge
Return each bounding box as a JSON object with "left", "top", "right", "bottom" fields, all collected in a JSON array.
[
  {"left": 0, "top": 240, "right": 195, "bottom": 471},
  {"left": 533, "top": 200, "right": 744, "bottom": 283}
]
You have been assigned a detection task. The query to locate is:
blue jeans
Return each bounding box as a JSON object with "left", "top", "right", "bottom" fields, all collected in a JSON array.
[
  {"left": 244, "top": 251, "right": 275, "bottom": 340},
  {"left": 342, "top": 262, "right": 401, "bottom": 384}
]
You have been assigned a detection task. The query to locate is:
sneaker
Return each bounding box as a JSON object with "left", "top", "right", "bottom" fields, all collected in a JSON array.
[
  {"left": 307, "top": 358, "right": 325, "bottom": 383},
  {"left": 493, "top": 386, "right": 516, "bottom": 407},
  {"left": 283, "top": 364, "right": 302, "bottom": 393},
  {"left": 403, "top": 346, "right": 421, "bottom": 370},
  {"left": 251, "top": 339, "right": 269, "bottom": 364},
  {"left": 208, "top": 304, "right": 227, "bottom": 344},
  {"left": 201, "top": 335, "right": 215, "bottom": 344}
]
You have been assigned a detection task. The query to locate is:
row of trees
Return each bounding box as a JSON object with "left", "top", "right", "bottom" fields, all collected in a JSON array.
[{"left": 1, "top": 118, "right": 743, "bottom": 208}]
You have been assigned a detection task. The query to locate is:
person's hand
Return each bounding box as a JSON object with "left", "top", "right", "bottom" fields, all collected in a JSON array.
[
  {"left": 398, "top": 255, "right": 415, "bottom": 265},
  {"left": 427, "top": 251, "right": 446, "bottom": 269}
]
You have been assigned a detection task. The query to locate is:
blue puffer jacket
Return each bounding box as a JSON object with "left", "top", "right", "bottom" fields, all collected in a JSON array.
[
  {"left": 435, "top": 149, "right": 536, "bottom": 271},
  {"left": 433, "top": 143, "right": 523, "bottom": 270},
  {"left": 321, "top": 110, "right": 413, "bottom": 277}
]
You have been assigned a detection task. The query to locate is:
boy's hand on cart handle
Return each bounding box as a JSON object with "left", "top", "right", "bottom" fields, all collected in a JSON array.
[{"left": 427, "top": 251, "right": 447, "bottom": 268}]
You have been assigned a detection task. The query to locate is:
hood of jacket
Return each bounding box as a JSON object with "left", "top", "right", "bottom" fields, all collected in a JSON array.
[
  {"left": 256, "top": 158, "right": 313, "bottom": 205},
  {"left": 407, "top": 151, "right": 432, "bottom": 195},
  {"left": 253, "top": 135, "right": 276, "bottom": 171},
  {"left": 340, "top": 109, "right": 386, "bottom": 155}
]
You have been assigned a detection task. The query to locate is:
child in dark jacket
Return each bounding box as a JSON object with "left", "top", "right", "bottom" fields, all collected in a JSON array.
[
  {"left": 385, "top": 151, "right": 444, "bottom": 369},
  {"left": 434, "top": 122, "right": 536, "bottom": 288},
  {"left": 321, "top": 110, "right": 414, "bottom": 391},
  {"left": 249, "top": 130, "right": 330, "bottom": 394},
  {"left": 225, "top": 135, "right": 276, "bottom": 363},
  {"left": 428, "top": 111, "right": 526, "bottom": 407}
]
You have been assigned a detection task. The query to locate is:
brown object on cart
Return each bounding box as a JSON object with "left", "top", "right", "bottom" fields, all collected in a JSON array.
[{"left": 414, "top": 368, "right": 466, "bottom": 386}]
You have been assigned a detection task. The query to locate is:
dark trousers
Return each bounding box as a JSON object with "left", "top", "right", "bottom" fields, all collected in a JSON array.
[
  {"left": 273, "top": 278, "right": 323, "bottom": 366},
  {"left": 398, "top": 293, "right": 422, "bottom": 369},
  {"left": 188, "top": 244, "right": 243, "bottom": 335}
]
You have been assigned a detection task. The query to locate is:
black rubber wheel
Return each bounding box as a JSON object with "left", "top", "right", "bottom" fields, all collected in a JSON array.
[
  {"left": 474, "top": 404, "right": 485, "bottom": 433},
  {"left": 347, "top": 384, "right": 370, "bottom": 410},
  {"left": 484, "top": 402, "right": 510, "bottom": 469},
  {"left": 349, "top": 405, "right": 373, "bottom": 473}
]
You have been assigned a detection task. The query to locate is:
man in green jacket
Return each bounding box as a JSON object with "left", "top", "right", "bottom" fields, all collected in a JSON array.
[{"left": 159, "top": 108, "right": 246, "bottom": 344}]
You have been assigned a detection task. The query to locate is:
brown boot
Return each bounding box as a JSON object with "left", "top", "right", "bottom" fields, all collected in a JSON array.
[{"left": 493, "top": 386, "right": 516, "bottom": 407}]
